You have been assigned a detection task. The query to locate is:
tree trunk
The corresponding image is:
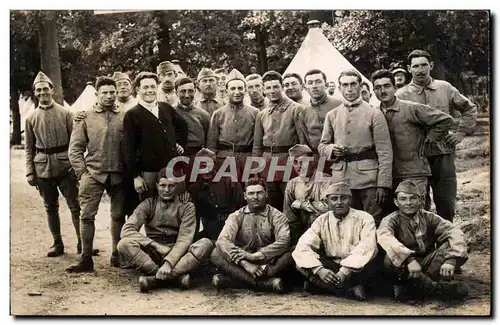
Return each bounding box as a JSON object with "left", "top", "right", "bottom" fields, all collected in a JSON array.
[
  {"left": 157, "top": 11, "right": 170, "bottom": 63},
  {"left": 10, "top": 89, "right": 21, "bottom": 145},
  {"left": 37, "top": 11, "right": 63, "bottom": 105},
  {"left": 256, "top": 27, "right": 268, "bottom": 74}
]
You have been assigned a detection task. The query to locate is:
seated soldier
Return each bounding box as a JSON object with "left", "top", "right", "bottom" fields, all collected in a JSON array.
[
  {"left": 283, "top": 144, "right": 336, "bottom": 246},
  {"left": 117, "top": 167, "right": 214, "bottom": 293},
  {"left": 377, "top": 180, "right": 469, "bottom": 301},
  {"left": 188, "top": 148, "right": 246, "bottom": 242},
  {"left": 292, "top": 182, "right": 378, "bottom": 301},
  {"left": 210, "top": 177, "right": 293, "bottom": 293}
]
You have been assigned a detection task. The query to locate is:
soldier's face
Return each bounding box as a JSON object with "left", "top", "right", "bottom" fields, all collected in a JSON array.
[
  {"left": 157, "top": 178, "right": 177, "bottom": 201},
  {"left": 34, "top": 81, "right": 54, "bottom": 105},
  {"left": 339, "top": 75, "right": 361, "bottom": 102},
  {"left": 327, "top": 82, "right": 336, "bottom": 95},
  {"left": 327, "top": 194, "right": 351, "bottom": 218},
  {"left": 96, "top": 84, "right": 117, "bottom": 107},
  {"left": 246, "top": 79, "right": 264, "bottom": 100},
  {"left": 263, "top": 80, "right": 284, "bottom": 103},
  {"left": 283, "top": 76, "right": 303, "bottom": 101},
  {"left": 395, "top": 192, "right": 420, "bottom": 216},
  {"left": 227, "top": 80, "right": 246, "bottom": 104},
  {"left": 373, "top": 77, "right": 396, "bottom": 104},
  {"left": 245, "top": 184, "right": 267, "bottom": 210},
  {"left": 408, "top": 56, "right": 433, "bottom": 84},
  {"left": 394, "top": 72, "right": 406, "bottom": 87},
  {"left": 216, "top": 73, "right": 226, "bottom": 89},
  {"left": 199, "top": 77, "right": 217, "bottom": 95},
  {"left": 177, "top": 82, "right": 195, "bottom": 107},
  {"left": 116, "top": 79, "right": 132, "bottom": 99},
  {"left": 137, "top": 78, "right": 158, "bottom": 103},
  {"left": 361, "top": 85, "right": 372, "bottom": 102},
  {"left": 305, "top": 73, "right": 327, "bottom": 100},
  {"left": 292, "top": 155, "right": 316, "bottom": 177}
]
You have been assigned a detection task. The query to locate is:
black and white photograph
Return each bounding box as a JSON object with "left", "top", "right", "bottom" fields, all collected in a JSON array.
[{"left": 8, "top": 9, "right": 491, "bottom": 316}]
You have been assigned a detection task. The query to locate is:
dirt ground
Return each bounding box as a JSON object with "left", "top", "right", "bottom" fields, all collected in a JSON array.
[{"left": 10, "top": 129, "right": 491, "bottom": 316}]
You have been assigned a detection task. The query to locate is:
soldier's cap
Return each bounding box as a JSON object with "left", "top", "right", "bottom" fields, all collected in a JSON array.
[
  {"left": 157, "top": 166, "right": 184, "bottom": 183},
  {"left": 33, "top": 71, "right": 53, "bottom": 88},
  {"left": 226, "top": 68, "right": 246, "bottom": 87},
  {"left": 112, "top": 72, "right": 131, "bottom": 83},
  {"left": 391, "top": 68, "right": 407, "bottom": 75},
  {"left": 196, "top": 148, "right": 216, "bottom": 159},
  {"left": 197, "top": 68, "right": 218, "bottom": 82},
  {"left": 324, "top": 182, "right": 352, "bottom": 197},
  {"left": 157, "top": 61, "right": 177, "bottom": 75},
  {"left": 171, "top": 59, "right": 181, "bottom": 65},
  {"left": 395, "top": 180, "right": 421, "bottom": 197},
  {"left": 288, "top": 144, "right": 313, "bottom": 158}
]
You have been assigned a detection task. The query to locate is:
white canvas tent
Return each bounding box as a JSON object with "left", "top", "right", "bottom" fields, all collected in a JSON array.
[
  {"left": 284, "top": 21, "right": 379, "bottom": 106},
  {"left": 71, "top": 83, "right": 97, "bottom": 111}
]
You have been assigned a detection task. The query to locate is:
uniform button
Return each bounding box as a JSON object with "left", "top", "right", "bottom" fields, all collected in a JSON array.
[{"left": 347, "top": 131, "right": 351, "bottom": 134}]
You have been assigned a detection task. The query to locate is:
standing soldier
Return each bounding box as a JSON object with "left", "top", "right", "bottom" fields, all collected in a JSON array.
[
  {"left": 113, "top": 72, "right": 138, "bottom": 112},
  {"left": 371, "top": 69, "right": 453, "bottom": 208},
  {"left": 156, "top": 61, "right": 179, "bottom": 106},
  {"left": 318, "top": 70, "right": 393, "bottom": 224},
  {"left": 207, "top": 69, "right": 260, "bottom": 182},
  {"left": 299, "top": 69, "right": 342, "bottom": 152},
  {"left": 245, "top": 74, "right": 270, "bottom": 110},
  {"left": 66, "top": 77, "right": 127, "bottom": 272},
  {"left": 25, "top": 72, "right": 82, "bottom": 257},
  {"left": 195, "top": 68, "right": 223, "bottom": 117},
  {"left": 253, "top": 70, "right": 306, "bottom": 210},
  {"left": 283, "top": 73, "right": 309, "bottom": 106},
  {"left": 396, "top": 50, "right": 477, "bottom": 222},
  {"left": 214, "top": 68, "right": 229, "bottom": 105}
]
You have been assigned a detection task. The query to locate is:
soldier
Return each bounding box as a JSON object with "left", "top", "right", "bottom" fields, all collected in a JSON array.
[
  {"left": 171, "top": 59, "right": 186, "bottom": 77},
  {"left": 283, "top": 72, "right": 309, "bottom": 106},
  {"left": 299, "top": 69, "right": 342, "bottom": 152},
  {"left": 245, "top": 74, "right": 270, "bottom": 110},
  {"left": 318, "top": 69, "right": 393, "bottom": 224},
  {"left": 25, "top": 71, "right": 82, "bottom": 257},
  {"left": 195, "top": 68, "right": 223, "bottom": 117},
  {"left": 207, "top": 69, "right": 260, "bottom": 182},
  {"left": 360, "top": 81, "right": 372, "bottom": 103},
  {"left": 377, "top": 180, "right": 469, "bottom": 301},
  {"left": 389, "top": 62, "right": 408, "bottom": 90},
  {"left": 66, "top": 76, "right": 126, "bottom": 272},
  {"left": 371, "top": 69, "right": 453, "bottom": 206},
  {"left": 211, "top": 177, "right": 292, "bottom": 293},
  {"left": 117, "top": 167, "right": 214, "bottom": 292},
  {"left": 156, "top": 61, "right": 179, "bottom": 106},
  {"left": 214, "top": 68, "right": 229, "bottom": 105},
  {"left": 253, "top": 70, "right": 306, "bottom": 210},
  {"left": 396, "top": 50, "right": 477, "bottom": 222},
  {"left": 123, "top": 72, "right": 188, "bottom": 200},
  {"left": 188, "top": 148, "right": 246, "bottom": 241},
  {"left": 283, "top": 144, "right": 336, "bottom": 246},
  {"left": 292, "top": 182, "right": 378, "bottom": 301},
  {"left": 327, "top": 81, "right": 336, "bottom": 96},
  {"left": 112, "top": 72, "right": 138, "bottom": 111}
]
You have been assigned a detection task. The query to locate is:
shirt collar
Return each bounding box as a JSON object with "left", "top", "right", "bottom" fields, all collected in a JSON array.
[
  {"left": 139, "top": 100, "right": 158, "bottom": 111},
  {"left": 329, "top": 209, "right": 353, "bottom": 222},
  {"left": 93, "top": 102, "right": 119, "bottom": 113},
  {"left": 343, "top": 96, "right": 363, "bottom": 108},
  {"left": 243, "top": 204, "right": 270, "bottom": 217},
  {"left": 380, "top": 97, "right": 400, "bottom": 112},
  {"left": 178, "top": 103, "right": 194, "bottom": 111},
  {"left": 229, "top": 102, "right": 244, "bottom": 111},
  {"left": 409, "top": 77, "right": 437, "bottom": 94},
  {"left": 201, "top": 94, "right": 219, "bottom": 103},
  {"left": 37, "top": 100, "right": 55, "bottom": 110},
  {"left": 269, "top": 96, "right": 292, "bottom": 114}
]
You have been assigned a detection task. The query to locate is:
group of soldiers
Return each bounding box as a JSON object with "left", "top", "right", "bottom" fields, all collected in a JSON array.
[{"left": 24, "top": 48, "right": 477, "bottom": 303}]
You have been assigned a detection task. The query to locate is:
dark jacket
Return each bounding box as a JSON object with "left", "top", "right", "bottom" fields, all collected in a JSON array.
[{"left": 123, "top": 102, "right": 188, "bottom": 177}]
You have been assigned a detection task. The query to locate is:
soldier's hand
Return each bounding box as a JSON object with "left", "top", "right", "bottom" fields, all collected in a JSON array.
[
  {"left": 407, "top": 260, "right": 422, "bottom": 279},
  {"left": 445, "top": 132, "right": 465, "bottom": 146},
  {"left": 153, "top": 242, "right": 172, "bottom": 257},
  {"left": 134, "top": 176, "right": 148, "bottom": 194},
  {"left": 375, "top": 187, "right": 389, "bottom": 205},
  {"left": 317, "top": 267, "right": 336, "bottom": 285},
  {"left": 74, "top": 111, "right": 87, "bottom": 122},
  {"left": 241, "top": 261, "right": 264, "bottom": 278},
  {"left": 175, "top": 143, "right": 184, "bottom": 155},
  {"left": 440, "top": 263, "right": 455, "bottom": 279},
  {"left": 155, "top": 261, "right": 173, "bottom": 280},
  {"left": 27, "top": 174, "right": 37, "bottom": 187},
  {"left": 332, "top": 144, "right": 346, "bottom": 157},
  {"left": 291, "top": 200, "right": 302, "bottom": 210},
  {"left": 231, "top": 247, "right": 246, "bottom": 263}
]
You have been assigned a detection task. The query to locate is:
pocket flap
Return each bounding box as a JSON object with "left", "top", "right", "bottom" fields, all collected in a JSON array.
[
  {"left": 357, "top": 160, "right": 379, "bottom": 171},
  {"left": 33, "top": 153, "right": 48, "bottom": 163}
]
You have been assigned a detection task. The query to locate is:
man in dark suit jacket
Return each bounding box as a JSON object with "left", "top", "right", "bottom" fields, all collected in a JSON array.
[{"left": 123, "top": 71, "right": 188, "bottom": 200}]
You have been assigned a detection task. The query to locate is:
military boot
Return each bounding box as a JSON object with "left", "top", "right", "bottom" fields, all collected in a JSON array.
[
  {"left": 65, "top": 256, "right": 94, "bottom": 273},
  {"left": 178, "top": 274, "right": 191, "bottom": 290},
  {"left": 256, "top": 277, "right": 285, "bottom": 293},
  {"left": 139, "top": 276, "right": 161, "bottom": 293},
  {"left": 47, "top": 239, "right": 64, "bottom": 257},
  {"left": 434, "top": 281, "right": 469, "bottom": 300},
  {"left": 77, "top": 241, "right": 100, "bottom": 256},
  {"left": 346, "top": 284, "right": 367, "bottom": 301}
]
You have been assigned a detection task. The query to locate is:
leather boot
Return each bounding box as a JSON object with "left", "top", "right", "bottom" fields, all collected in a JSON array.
[
  {"left": 256, "top": 277, "right": 284, "bottom": 293},
  {"left": 434, "top": 281, "right": 469, "bottom": 300},
  {"left": 110, "top": 251, "right": 121, "bottom": 268},
  {"left": 139, "top": 276, "right": 161, "bottom": 293},
  {"left": 178, "top": 274, "right": 190, "bottom": 290},
  {"left": 77, "top": 241, "right": 99, "bottom": 256},
  {"left": 346, "top": 284, "right": 367, "bottom": 301},
  {"left": 47, "top": 239, "right": 64, "bottom": 257},
  {"left": 66, "top": 256, "right": 94, "bottom": 273},
  {"left": 307, "top": 276, "right": 343, "bottom": 296},
  {"left": 212, "top": 273, "right": 247, "bottom": 291}
]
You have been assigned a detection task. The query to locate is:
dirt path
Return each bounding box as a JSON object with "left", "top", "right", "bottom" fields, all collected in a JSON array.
[{"left": 10, "top": 147, "right": 491, "bottom": 316}]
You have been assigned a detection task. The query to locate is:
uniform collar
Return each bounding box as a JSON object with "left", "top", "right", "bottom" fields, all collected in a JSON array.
[
  {"left": 93, "top": 102, "right": 119, "bottom": 113},
  {"left": 329, "top": 208, "right": 353, "bottom": 222},
  {"left": 244, "top": 204, "right": 270, "bottom": 217},
  {"left": 178, "top": 103, "right": 194, "bottom": 111},
  {"left": 229, "top": 102, "right": 244, "bottom": 111},
  {"left": 380, "top": 97, "right": 400, "bottom": 112},
  {"left": 201, "top": 94, "right": 219, "bottom": 103},
  {"left": 269, "top": 96, "right": 292, "bottom": 114},
  {"left": 343, "top": 96, "right": 363, "bottom": 108},
  {"left": 37, "top": 100, "right": 55, "bottom": 110},
  {"left": 310, "top": 93, "right": 328, "bottom": 107},
  {"left": 409, "top": 77, "right": 437, "bottom": 94}
]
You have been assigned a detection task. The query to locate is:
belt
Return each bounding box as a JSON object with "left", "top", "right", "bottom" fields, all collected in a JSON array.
[
  {"left": 262, "top": 145, "right": 292, "bottom": 154},
  {"left": 343, "top": 149, "right": 378, "bottom": 162},
  {"left": 184, "top": 146, "right": 204, "bottom": 156},
  {"left": 218, "top": 143, "right": 253, "bottom": 153},
  {"left": 35, "top": 145, "right": 69, "bottom": 155}
]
